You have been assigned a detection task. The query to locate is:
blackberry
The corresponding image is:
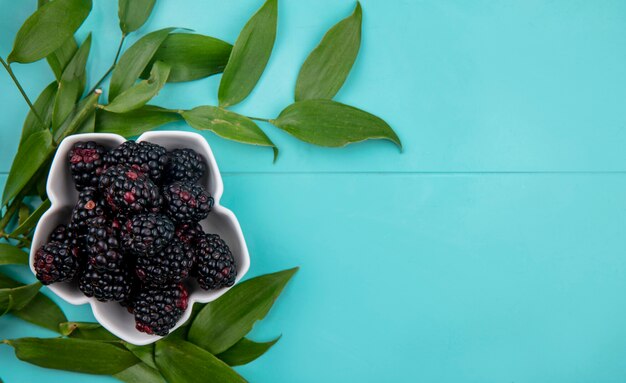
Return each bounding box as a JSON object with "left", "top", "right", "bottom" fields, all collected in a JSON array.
[
  {"left": 136, "top": 239, "right": 193, "bottom": 284},
  {"left": 122, "top": 213, "right": 174, "bottom": 255},
  {"left": 49, "top": 224, "right": 70, "bottom": 242},
  {"left": 175, "top": 223, "right": 204, "bottom": 245},
  {"left": 79, "top": 264, "right": 132, "bottom": 302},
  {"left": 101, "top": 165, "right": 162, "bottom": 216},
  {"left": 68, "top": 141, "right": 107, "bottom": 190},
  {"left": 106, "top": 141, "right": 168, "bottom": 183},
  {"left": 34, "top": 241, "right": 80, "bottom": 285},
  {"left": 133, "top": 283, "right": 188, "bottom": 336},
  {"left": 165, "top": 148, "right": 205, "bottom": 183},
  {"left": 194, "top": 233, "right": 236, "bottom": 290},
  {"left": 162, "top": 182, "right": 213, "bottom": 223},
  {"left": 68, "top": 187, "right": 106, "bottom": 235},
  {"left": 86, "top": 216, "right": 125, "bottom": 271}
]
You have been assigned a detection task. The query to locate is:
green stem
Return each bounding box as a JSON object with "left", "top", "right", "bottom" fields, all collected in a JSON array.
[
  {"left": 0, "top": 194, "right": 24, "bottom": 231},
  {"left": 0, "top": 57, "right": 45, "bottom": 127},
  {"left": 88, "top": 34, "right": 126, "bottom": 95}
]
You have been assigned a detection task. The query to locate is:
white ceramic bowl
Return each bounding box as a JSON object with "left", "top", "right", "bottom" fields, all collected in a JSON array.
[{"left": 29, "top": 131, "right": 250, "bottom": 345}]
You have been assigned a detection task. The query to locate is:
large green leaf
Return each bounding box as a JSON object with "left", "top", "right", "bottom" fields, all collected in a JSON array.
[
  {"left": 52, "top": 34, "right": 92, "bottom": 130},
  {"left": 271, "top": 99, "right": 401, "bottom": 148},
  {"left": 37, "top": 0, "right": 80, "bottom": 80},
  {"left": 0, "top": 244, "right": 28, "bottom": 266},
  {"left": 3, "top": 338, "right": 138, "bottom": 374},
  {"left": 217, "top": 336, "right": 280, "bottom": 366},
  {"left": 141, "top": 33, "right": 232, "bottom": 83},
  {"left": 3, "top": 130, "right": 54, "bottom": 206},
  {"left": 96, "top": 106, "right": 181, "bottom": 137},
  {"left": 295, "top": 2, "right": 361, "bottom": 101},
  {"left": 188, "top": 268, "right": 298, "bottom": 354},
  {"left": 8, "top": 0, "right": 92, "bottom": 64},
  {"left": 109, "top": 28, "right": 175, "bottom": 100},
  {"left": 114, "top": 363, "right": 166, "bottom": 383},
  {"left": 19, "top": 82, "right": 57, "bottom": 149},
  {"left": 104, "top": 61, "right": 170, "bottom": 113},
  {"left": 0, "top": 282, "right": 41, "bottom": 314},
  {"left": 118, "top": 0, "right": 156, "bottom": 34},
  {"left": 182, "top": 106, "right": 277, "bottom": 160},
  {"left": 12, "top": 199, "right": 51, "bottom": 237},
  {"left": 155, "top": 339, "right": 246, "bottom": 383},
  {"left": 218, "top": 0, "right": 277, "bottom": 107},
  {"left": 124, "top": 343, "right": 156, "bottom": 368},
  {"left": 59, "top": 322, "right": 119, "bottom": 341},
  {"left": 53, "top": 90, "right": 101, "bottom": 143}
]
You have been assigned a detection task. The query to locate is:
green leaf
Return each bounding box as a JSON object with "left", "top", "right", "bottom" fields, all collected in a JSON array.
[
  {"left": 19, "top": 82, "right": 57, "bottom": 149},
  {"left": 0, "top": 282, "right": 42, "bottom": 314},
  {"left": 114, "top": 363, "right": 166, "bottom": 383},
  {"left": 53, "top": 90, "right": 101, "bottom": 143},
  {"left": 47, "top": 38, "right": 79, "bottom": 81},
  {"left": 182, "top": 106, "right": 277, "bottom": 161},
  {"left": 188, "top": 268, "right": 298, "bottom": 354},
  {"left": 59, "top": 322, "right": 119, "bottom": 341},
  {"left": 96, "top": 106, "right": 181, "bottom": 137},
  {"left": 104, "top": 61, "right": 170, "bottom": 113},
  {"left": 3, "top": 130, "right": 54, "bottom": 206},
  {"left": 295, "top": 2, "right": 361, "bottom": 101},
  {"left": 155, "top": 339, "right": 246, "bottom": 383},
  {"left": 109, "top": 28, "right": 175, "bottom": 101},
  {"left": 124, "top": 343, "right": 156, "bottom": 369},
  {"left": 76, "top": 111, "right": 96, "bottom": 134},
  {"left": 271, "top": 99, "right": 401, "bottom": 149},
  {"left": 3, "top": 338, "right": 138, "bottom": 375},
  {"left": 118, "top": 0, "right": 156, "bottom": 34},
  {"left": 7, "top": 0, "right": 92, "bottom": 64},
  {"left": 17, "top": 204, "right": 30, "bottom": 227},
  {"left": 217, "top": 336, "right": 280, "bottom": 366},
  {"left": 141, "top": 33, "right": 232, "bottom": 83},
  {"left": 12, "top": 199, "right": 51, "bottom": 237},
  {"left": 0, "top": 244, "right": 28, "bottom": 266},
  {"left": 218, "top": 0, "right": 278, "bottom": 107},
  {"left": 52, "top": 34, "right": 92, "bottom": 130}
]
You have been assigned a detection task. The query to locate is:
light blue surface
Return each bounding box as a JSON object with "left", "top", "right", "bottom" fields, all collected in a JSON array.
[{"left": 1, "top": 0, "right": 626, "bottom": 382}]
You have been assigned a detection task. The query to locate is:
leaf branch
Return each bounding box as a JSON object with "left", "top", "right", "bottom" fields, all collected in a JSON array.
[{"left": 88, "top": 34, "right": 127, "bottom": 95}]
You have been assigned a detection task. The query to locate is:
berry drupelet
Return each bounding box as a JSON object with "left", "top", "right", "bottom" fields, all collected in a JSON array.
[
  {"left": 133, "top": 283, "right": 188, "bottom": 336},
  {"left": 34, "top": 242, "right": 80, "bottom": 285},
  {"left": 162, "top": 181, "right": 213, "bottom": 223},
  {"left": 68, "top": 187, "right": 107, "bottom": 234},
  {"left": 175, "top": 222, "right": 204, "bottom": 245},
  {"left": 106, "top": 141, "right": 168, "bottom": 183},
  {"left": 68, "top": 141, "right": 107, "bottom": 190},
  {"left": 194, "top": 233, "right": 237, "bottom": 290},
  {"left": 136, "top": 239, "right": 193, "bottom": 284},
  {"left": 86, "top": 216, "right": 125, "bottom": 271},
  {"left": 165, "top": 148, "right": 205, "bottom": 183},
  {"left": 101, "top": 165, "right": 162, "bottom": 216},
  {"left": 79, "top": 264, "right": 132, "bottom": 302},
  {"left": 122, "top": 213, "right": 174, "bottom": 255}
]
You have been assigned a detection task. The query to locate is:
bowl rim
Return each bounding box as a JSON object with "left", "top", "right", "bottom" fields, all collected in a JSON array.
[{"left": 29, "top": 131, "right": 250, "bottom": 345}]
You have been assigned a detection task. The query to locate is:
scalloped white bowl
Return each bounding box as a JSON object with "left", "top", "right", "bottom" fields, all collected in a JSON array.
[{"left": 29, "top": 131, "right": 250, "bottom": 345}]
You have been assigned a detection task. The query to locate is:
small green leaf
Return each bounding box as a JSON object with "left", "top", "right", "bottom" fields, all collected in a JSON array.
[
  {"left": 0, "top": 282, "right": 42, "bottom": 314},
  {"left": 4, "top": 338, "right": 138, "bottom": 375},
  {"left": 125, "top": 343, "right": 156, "bottom": 369},
  {"left": 271, "top": 99, "right": 401, "bottom": 149},
  {"left": 19, "top": 82, "right": 57, "bottom": 149},
  {"left": 104, "top": 61, "right": 170, "bottom": 113},
  {"left": 3, "top": 130, "right": 54, "bottom": 206},
  {"left": 155, "top": 339, "right": 246, "bottom": 383},
  {"left": 218, "top": 0, "right": 278, "bottom": 107},
  {"left": 47, "top": 38, "right": 79, "bottom": 81},
  {"left": 17, "top": 204, "right": 30, "bottom": 227},
  {"left": 59, "top": 322, "right": 119, "bottom": 341},
  {"left": 53, "top": 90, "right": 101, "bottom": 143},
  {"left": 217, "top": 336, "right": 280, "bottom": 366},
  {"left": 295, "top": 2, "right": 361, "bottom": 101},
  {"left": 0, "top": 244, "right": 28, "bottom": 266},
  {"left": 182, "top": 106, "right": 277, "bottom": 161},
  {"left": 12, "top": 199, "right": 51, "bottom": 236},
  {"left": 96, "top": 106, "right": 181, "bottom": 137},
  {"left": 141, "top": 33, "right": 232, "bottom": 83},
  {"left": 188, "top": 268, "right": 298, "bottom": 354},
  {"left": 114, "top": 363, "right": 166, "bottom": 383},
  {"left": 118, "top": 0, "right": 156, "bottom": 34},
  {"left": 7, "top": 0, "right": 92, "bottom": 64},
  {"left": 109, "top": 28, "right": 175, "bottom": 101},
  {"left": 52, "top": 34, "right": 92, "bottom": 130}
]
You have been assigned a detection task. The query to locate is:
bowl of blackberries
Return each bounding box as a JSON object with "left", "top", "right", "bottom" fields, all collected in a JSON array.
[{"left": 29, "top": 131, "right": 250, "bottom": 345}]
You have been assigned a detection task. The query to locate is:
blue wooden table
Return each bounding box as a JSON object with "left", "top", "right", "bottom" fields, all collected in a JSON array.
[{"left": 2, "top": 0, "right": 626, "bottom": 382}]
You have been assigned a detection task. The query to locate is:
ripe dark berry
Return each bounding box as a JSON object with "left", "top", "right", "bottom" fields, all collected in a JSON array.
[
  {"left": 175, "top": 223, "right": 204, "bottom": 245},
  {"left": 136, "top": 239, "right": 193, "bottom": 284},
  {"left": 34, "top": 242, "right": 80, "bottom": 285},
  {"left": 86, "top": 216, "right": 125, "bottom": 271},
  {"left": 79, "top": 264, "right": 132, "bottom": 302},
  {"left": 68, "top": 141, "right": 107, "bottom": 190},
  {"left": 106, "top": 141, "right": 168, "bottom": 183},
  {"left": 49, "top": 224, "right": 70, "bottom": 242},
  {"left": 68, "top": 187, "right": 106, "bottom": 237},
  {"left": 162, "top": 182, "right": 213, "bottom": 223},
  {"left": 165, "top": 148, "right": 205, "bottom": 183},
  {"left": 194, "top": 233, "right": 236, "bottom": 290},
  {"left": 122, "top": 213, "right": 174, "bottom": 255},
  {"left": 101, "top": 165, "right": 162, "bottom": 216},
  {"left": 133, "top": 283, "right": 188, "bottom": 336}
]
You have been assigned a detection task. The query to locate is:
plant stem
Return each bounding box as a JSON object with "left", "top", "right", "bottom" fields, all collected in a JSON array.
[
  {"left": 88, "top": 34, "right": 126, "bottom": 95},
  {"left": 0, "top": 57, "right": 46, "bottom": 127},
  {"left": 0, "top": 195, "right": 24, "bottom": 231},
  {"left": 247, "top": 116, "right": 271, "bottom": 123}
]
